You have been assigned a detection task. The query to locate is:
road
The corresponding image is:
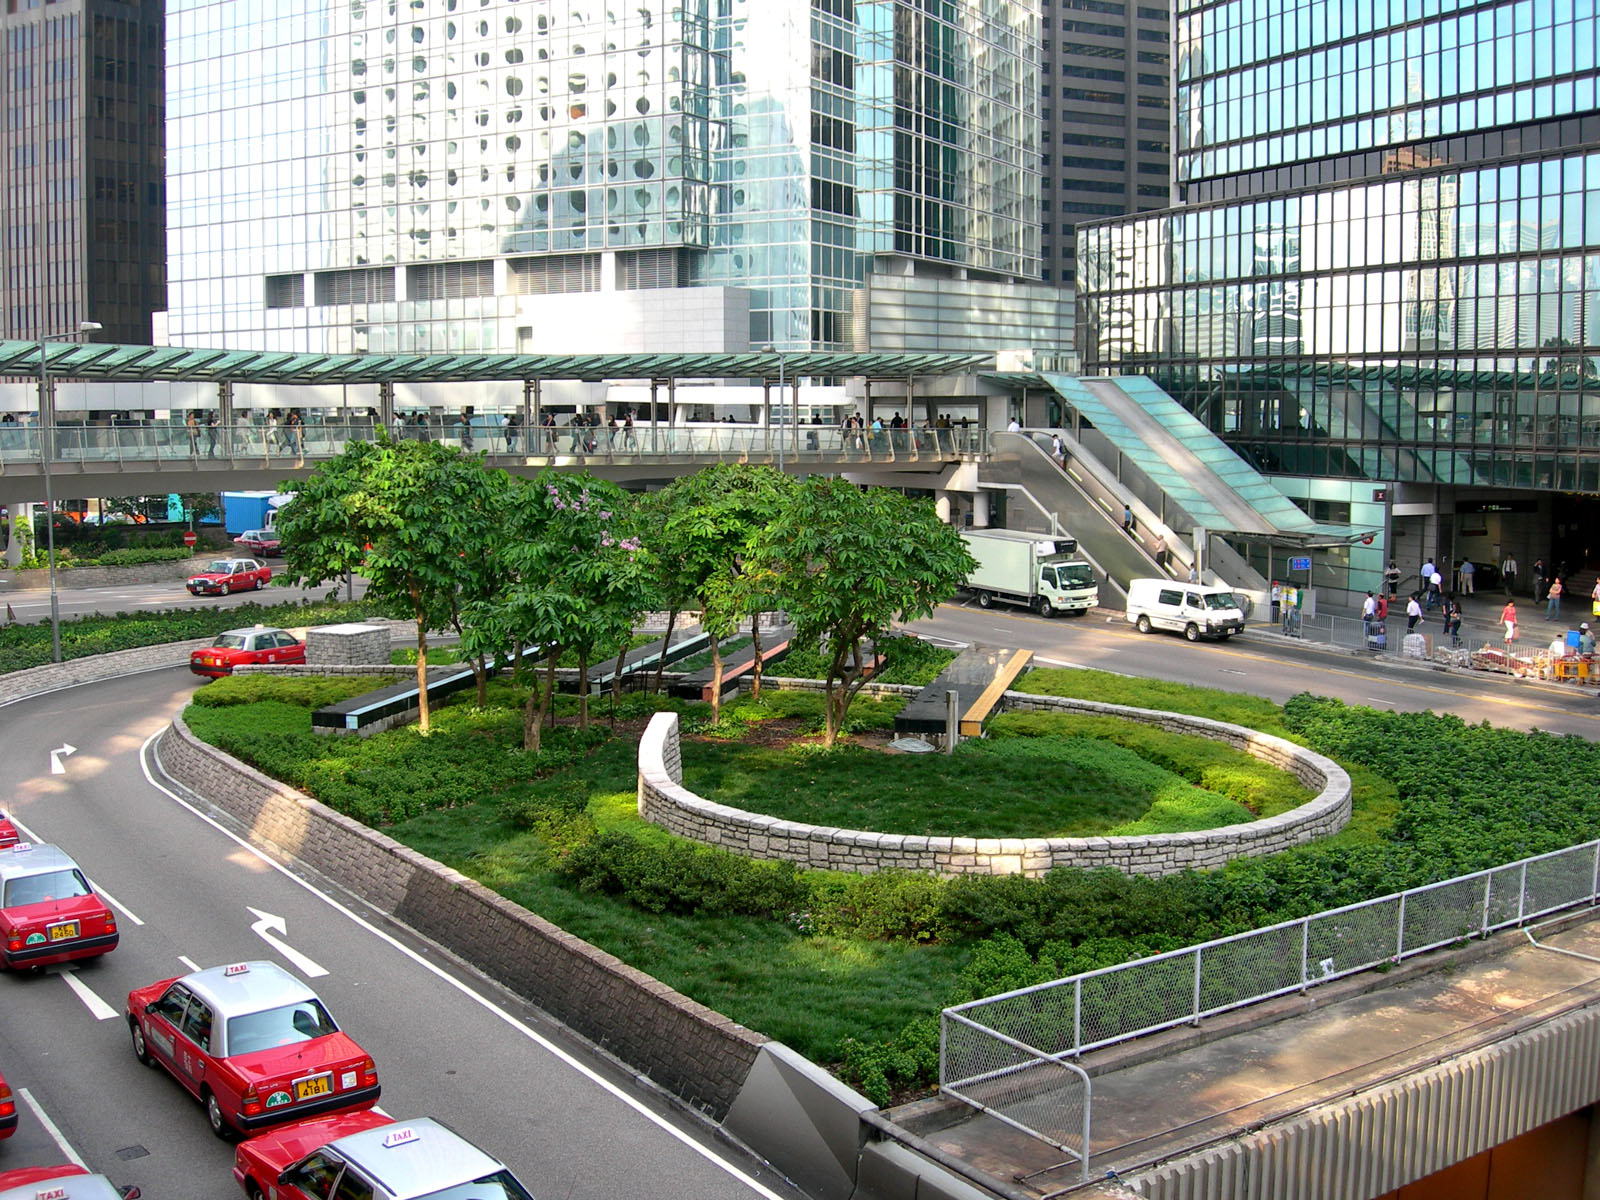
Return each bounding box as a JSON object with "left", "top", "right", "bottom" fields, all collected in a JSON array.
[
  {"left": 0, "top": 670, "right": 803, "bottom": 1200},
  {"left": 906, "top": 602, "right": 1600, "bottom": 741},
  {"left": 1, "top": 576, "right": 366, "bottom": 624}
]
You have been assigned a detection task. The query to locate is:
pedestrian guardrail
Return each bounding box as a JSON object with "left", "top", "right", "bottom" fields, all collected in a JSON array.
[{"left": 941, "top": 838, "right": 1600, "bottom": 1171}]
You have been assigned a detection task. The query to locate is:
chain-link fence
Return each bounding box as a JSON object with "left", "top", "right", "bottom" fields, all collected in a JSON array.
[{"left": 941, "top": 839, "right": 1600, "bottom": 1163}]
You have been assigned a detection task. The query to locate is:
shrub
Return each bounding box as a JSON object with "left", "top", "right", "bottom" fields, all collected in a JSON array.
[
  {"left": 809, "top": 871, "right": 949, "bottom": 943},
  {"left": 558, "top": 831, "right": 809, "bottom": 918}
]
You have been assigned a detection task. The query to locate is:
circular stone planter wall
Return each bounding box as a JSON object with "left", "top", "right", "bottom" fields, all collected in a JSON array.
[{"left": 636, "top": 685, "right": 1351, "bottom": 879}]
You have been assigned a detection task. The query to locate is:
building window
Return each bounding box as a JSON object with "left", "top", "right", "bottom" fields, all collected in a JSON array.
[{"left": 264, "top": 274, "right": 304, "bottom": 309}]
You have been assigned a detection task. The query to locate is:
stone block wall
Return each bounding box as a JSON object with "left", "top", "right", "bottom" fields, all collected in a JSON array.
[
  {"left": 158, "top": 714, "right": 766, "bottom": 1115},
  {"left": 638, "top": 692, "right": 1352, "bottom": 879},
  {"left": 305, "top": 623, "right": 391, "bottom": 666},
  {"left": 4, "top": 554, "right": 230, "bottom": 591}
]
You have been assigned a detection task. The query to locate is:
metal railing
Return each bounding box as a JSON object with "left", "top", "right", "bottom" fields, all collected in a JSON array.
[
  {"left": 941, "top": 837, "right": 1600, "bottom": 1167},
  {"left": 0, "top": 421, "right": 983, "bottom": 472},
  {"left": 1273, "top": 607, "right": 1596, "bottom": 679}
]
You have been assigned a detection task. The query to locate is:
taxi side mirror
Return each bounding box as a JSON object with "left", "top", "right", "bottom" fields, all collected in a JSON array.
[
  {"left": 144, "top": 1002, "right": 158, "bottom": 1015},
  {"left": 119, "top": 1188, "right": 141, "bottom": 1199}
]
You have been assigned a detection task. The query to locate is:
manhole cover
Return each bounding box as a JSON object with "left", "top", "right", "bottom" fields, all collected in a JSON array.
[
  {"left": 115, "top": 1147, "right": 149, "bottom": 1161},
  {"left": 887, "top": 737, "right": 938, "bottom": 753}
]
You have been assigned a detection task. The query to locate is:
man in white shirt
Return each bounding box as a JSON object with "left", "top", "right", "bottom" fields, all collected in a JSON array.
[
  {"left": 1502, "top": 554, "right": 1519, "bottom": 597},
  {"left": 1007, "top": 417, "right": 1022, "bottom": 433},
  {"left": 1406, "top": 593, "right": 1423, "bottom": 632},
  {"left": 1362, "top": 591, "right": 1377, "bottom": 639}
]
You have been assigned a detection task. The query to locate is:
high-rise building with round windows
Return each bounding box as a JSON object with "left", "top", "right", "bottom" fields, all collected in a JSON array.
[{"left": 164, "top": 0, "right": 1068, "bottom": 356}]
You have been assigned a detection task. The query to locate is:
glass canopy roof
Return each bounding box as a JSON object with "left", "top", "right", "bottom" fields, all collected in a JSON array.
[{"left": 0, "top": 341, "right": 994, "bottom": 384}]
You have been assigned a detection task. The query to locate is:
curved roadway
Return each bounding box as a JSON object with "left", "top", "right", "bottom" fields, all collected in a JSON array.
[{"left": 0, "top": 667, "right": 803, "bottom": 1199}]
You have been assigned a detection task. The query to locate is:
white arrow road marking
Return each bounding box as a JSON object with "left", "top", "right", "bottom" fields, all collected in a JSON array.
[
  {"left": 143, "top": 732, "right": 788, "bottom": 1200},
  {"left": 56, "top": 966, "right": 118, "bottom": 1021},
  {"left": 248, "top": 906, "right": 329, "bottom": 978},
  {"left": 49, "top": 743, "right": 77, "bottom": 774},
  {"left": 18, "top": 1089, "right": 88, "bottom": 1167}
]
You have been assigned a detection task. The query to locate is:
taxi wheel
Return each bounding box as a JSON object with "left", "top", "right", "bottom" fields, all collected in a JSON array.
[
  {"left": 203, "top": 1090, "right": 233, "bottom": 1140},
  {"left": 246, "top": 1184, "right": 267, "bottom": 1200},
  {"left": 219, "top": 581, "right": 232, "bottom": 596},
  {"left": 129, "top": 1020, "right": 152, "bottom": 1065}
]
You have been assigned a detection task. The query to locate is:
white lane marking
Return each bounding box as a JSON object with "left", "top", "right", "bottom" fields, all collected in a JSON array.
[
  {"left": 7, "top": 815, "right": 146, "bottom": 926},
  {"left": 90, "top": 882, "right": 145, "bottom": 927},
  {"left": 1366, "top": 697, "right": 1395, "bottom": 706},
  {"left": 18, "top": 1088, "right": 88, "bottom": 1168},
  {"left": 1032, "top": 656, "right": 1081, "bottom": 668},
  {"left": 49, "top": 743, "right": 77, "bottom": 774},
  {"left": 56, "top": 968, "right": 118, "bottom": 1021},
  {"left": 140, "top": 733, "right": 788, "bottom": 1200},
  {"left": 179, "top": 954, "right": 201, "bottom": 972},
  {"left": 247, "top": 907, "right": 329, "bottom": 978},
  {"left": 1220, "top": 668, "right": 1247, "bottom": 675}
]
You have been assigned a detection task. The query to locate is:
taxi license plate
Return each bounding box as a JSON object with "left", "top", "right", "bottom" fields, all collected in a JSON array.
[
  {"left": 294, "top": 1074, "right": 332, "bottom": 1101},
  {"left": 48, "top": 921, "right": 80, "bottom": 942}
]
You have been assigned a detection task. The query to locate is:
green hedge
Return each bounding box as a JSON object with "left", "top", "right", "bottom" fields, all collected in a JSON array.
[{"left": 0, "top": 598, "right": 386, "bottom": 675}]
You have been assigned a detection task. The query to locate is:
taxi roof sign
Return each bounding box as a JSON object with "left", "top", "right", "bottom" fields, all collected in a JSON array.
[
  {"left": 223, "top": 963, "right": 251, "bottom": 976},
  {"left": 381, "top": 1127, "right": 420, "bottom": 1149},
  {"left": 12, "top": 843, "right": 34, "bottom": 853},
  {"left": 36, "top": 1188, "right": 70, "bottom": 1200}
]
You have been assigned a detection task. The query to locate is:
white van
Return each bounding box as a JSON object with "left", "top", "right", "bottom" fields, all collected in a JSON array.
[{"left": 1125, "top": 578, "right": 1246, "bottom": 642}]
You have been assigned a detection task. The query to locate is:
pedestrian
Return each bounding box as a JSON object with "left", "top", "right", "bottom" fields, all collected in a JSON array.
[
  {"left": 542, "top": 411, "right": 557, "bottom": 452},
  {"left": 1406, "top": 592, "right": 1423, "bottom": 632},
  {"left": 1375, "top": 591, "right": 1389, "bottom": 623},
  {"left": 1006, "top": 416, "right": 1021, "bottom": 433},
  {"left": 265, "top": 410, "right": 281, "bottom": 453},
  {"left": 1501, "top": 552, "right": 1518, "bottom": 596},
  {"left": 1187, "top": 563, "right": 1199, "bottom": 584},
  {"left": 1362, "top": 590, "right": 1377, "bottom": 639},
  {"left": 206, "top": 410, "right": 219, "bottom": 457},
  {"left": 185, "top": 410, "right": 200, "bottom": 455},
  {"left": 1444, "top": 594, "right": 1463, "bottom": 647},
  {"left": 1050, "top": 433, "right": 1063, "bottom": 465},
  {"left": 287, "top": 409, "right": 304, "bottom": 454},
  {"left": 1421, "top": 558, "right": 1435, "bottom": 598},
  {"left": 1592, "top": 578, "right": 1600, "bottom": 619},
  {"left": 1458, "top": 557, "right": 1475, "bottom": 594},
  {"left": 506, "top": 411, "right": 521, "bottom": 453},
  {"left": 1546, "top": 576, "right": 1563, "bottom": 620},
  {"left": 1532, "top": 558, "right": 1547, "bottom": 603},
  {"left": 1123, "top": 504, "right": 1134, "bottom": 533},
  {"left": 459, "top": 410, "right": 474, "bottom": 451},
  {"left": 623, "top": 411, "right": 636, "bottom": 451},
  {"left": 1384, "top": 560, "right": 1401, "bottom": 597},
  {"left": 1500, "top": 598, "right": 1518, "bottom": 643},
  {"left": 1428, "top": 570, "right": 1443, "bottom": 610},
  {"left": 1581, "top": 623, "right": 1596, "bottom": 655}
]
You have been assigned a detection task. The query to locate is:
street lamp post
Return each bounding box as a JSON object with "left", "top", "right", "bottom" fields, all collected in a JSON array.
[{"left": 38, "top": 321, "right": 102, "bottom": 663}]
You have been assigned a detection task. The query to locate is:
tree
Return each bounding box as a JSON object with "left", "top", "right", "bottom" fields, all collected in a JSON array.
[
  {"left": 275, "top": 439, "right": 508, "bottom": 733},
  {"left": 748, "top": 477, "right": 974, "bottom": 746},
  {"left": 460, "top": 471, "right": 652, "bottom": 752},
  {"left": 654, "top": 465, "right": 790, "bottom": 721}
]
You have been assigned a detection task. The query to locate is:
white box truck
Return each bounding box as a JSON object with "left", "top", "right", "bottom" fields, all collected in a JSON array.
[{"left": 961, "top": 529, "right": 1099, "bottom": 617}]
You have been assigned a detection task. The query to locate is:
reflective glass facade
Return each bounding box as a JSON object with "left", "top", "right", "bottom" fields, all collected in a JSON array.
[
  {"left": 1079, "top": 0, "right": 1600, "bottom": 495},
  {"left": 166, "top": 0, "right": 1040, "bottom": 355},
  {"left": 2, "top": 0, "right": 166, "bottom": 345}
]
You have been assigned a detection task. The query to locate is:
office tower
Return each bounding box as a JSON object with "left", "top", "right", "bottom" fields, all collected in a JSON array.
[
  {"left": 1077, "top": 0, "right": 1600, "bottom": 587},
  {"left": 1, "top": 0, "right": 166, "bottom": 344},
  {"left": 1039, "top": 0, "right": 1171, "bottom": 286},
  {"left": 165, "top": 0, "right": 1069, "bottom": 357}
]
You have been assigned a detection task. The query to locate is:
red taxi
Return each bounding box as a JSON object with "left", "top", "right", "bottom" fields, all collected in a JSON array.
[
  {"left": 126, "top": 961, "right": 379, "bottom": 1140},
  {"left": 190, "top": 626, "right": 306, "bottom": 679},
  {"left": 234, "top": 1113, "right": 536, "bottom": 1200},
  {"left": 0, "top": 1064, "right": 15, "bottom": 1140},
  {"left": 0, "top": 844, "right": 119, "bottom": 970},
  {"left": 234, "top": 530, "right": 282, "bottom": 557},
  {"left": 187, "top": 557, "right": 272, "bottom": 596},
  {"left": 0, "top": 1165, "right": 141, "bottom": 1199},
  {"left": 0, "top": 810, "right": 17, "bottom": 849}
]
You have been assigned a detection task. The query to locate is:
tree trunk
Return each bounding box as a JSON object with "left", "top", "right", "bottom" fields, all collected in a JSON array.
[
  {"left": 710, "top": 638, "right": 725, "bottom": 722},
  {"left": 544, "top": 651, "right": 559, "bottom": 730},
  {"left": 652, "top": 607, "right": 678, "bottom": 694},
  {"left": 414, "top": 610, "right": 431, "bottom": 734},
  {"left": 521, "top": 671, "right": 545, "bottom": 754},
  {"left": 749, "top": 614, "right": 765, "bottom": 702},
  {"left": 578, "top": 648, "right": 590, "bottom": 728},
  {"left": 610, "top": 638, "right": 629, "bottom": 726}
]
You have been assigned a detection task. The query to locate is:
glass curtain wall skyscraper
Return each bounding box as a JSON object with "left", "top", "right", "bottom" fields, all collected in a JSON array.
[
  {"left": 1, "top": 0, "right": 166, "bottom": 345},
  {"left": 164, "top": 0, "right": 1047, "bottom": 356},
  {"left": 1076, "top": 0, "right": 1600, "bottom": 587}
]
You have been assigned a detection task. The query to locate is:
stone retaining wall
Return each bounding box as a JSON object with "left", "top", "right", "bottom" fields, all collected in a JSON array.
[
  {"left": 638, "top": 690, "right": 1351, "bottom": 879},
  {"left": 2, "top": 554, "right": 228, "bottom": 591},
  {"left": 158, "top": 717, "right": 765, "bottom": 1114}
]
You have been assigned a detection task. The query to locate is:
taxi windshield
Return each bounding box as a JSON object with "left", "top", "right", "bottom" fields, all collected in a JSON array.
[
  {"left": 3, "top": 868, "right": 93, "bottom": 907},
  {"left": 1203, "top": 592, "right": 1239, "bottom": 610},
  {"left": 421, "top": 1172, "right": 537, "bottom": 1200},
  {"left": 206, "top": 560, "right": 233, "bottom": 573},
  {"left": 226, "top": 999, "right": 339, "bottom": 1055},
  {"left": 212, "top": 634, "right": 248, "bottom": 649}
]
